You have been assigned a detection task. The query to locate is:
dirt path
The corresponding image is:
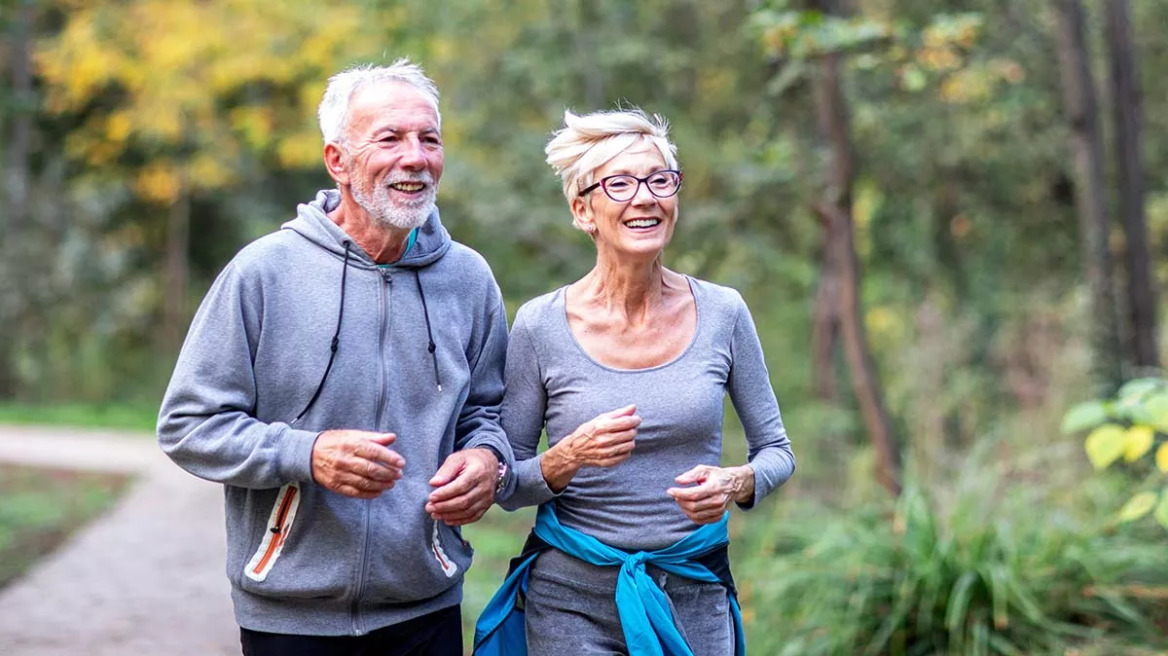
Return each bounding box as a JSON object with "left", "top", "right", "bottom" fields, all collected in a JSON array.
[{"left": 0, "top": 425, "right": 238, "bottom": 655}]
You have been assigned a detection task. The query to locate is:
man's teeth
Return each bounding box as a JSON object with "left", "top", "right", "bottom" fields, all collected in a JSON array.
[
  {"left": 391, "top": 182, "right": 425, "bottom": 192},
  {"left": 624, "top": 219, "right": 660, "bottom": 228}
]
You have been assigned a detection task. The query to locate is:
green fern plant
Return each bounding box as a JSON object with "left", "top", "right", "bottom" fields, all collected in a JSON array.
[{"left": 737, "top": 467, "right": 1166, "bottom": 654}]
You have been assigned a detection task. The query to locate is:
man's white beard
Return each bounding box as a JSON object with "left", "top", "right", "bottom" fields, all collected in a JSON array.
[{"left": 351, "top": 172, "right": 437, "bottom": 230}]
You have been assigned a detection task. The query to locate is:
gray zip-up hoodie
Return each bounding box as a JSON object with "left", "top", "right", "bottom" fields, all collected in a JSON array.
[{"left": 158, "top": 190, "right": 513, "bottom": 636}]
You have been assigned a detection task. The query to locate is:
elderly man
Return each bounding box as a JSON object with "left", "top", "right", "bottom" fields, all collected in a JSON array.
[{"left": 158, "top": 60, "right": 513, "bottom": 656}]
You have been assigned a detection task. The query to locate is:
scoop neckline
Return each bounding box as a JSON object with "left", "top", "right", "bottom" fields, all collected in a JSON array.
[{"left": 556, "top": 275, "right": 701, "bottom": 374}]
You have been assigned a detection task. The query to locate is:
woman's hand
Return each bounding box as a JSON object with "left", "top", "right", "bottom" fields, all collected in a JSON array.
[
  {"left": 667, "top": 464, "right": 755, "bottom": 525},
  {"left": 541, "top": 404, "right": 640, "bottom": 491}
]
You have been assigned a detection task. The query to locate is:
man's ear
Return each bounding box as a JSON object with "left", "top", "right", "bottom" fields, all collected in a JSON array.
[{"left": 323, "top": 142, "right": 349, "bottom": 186}]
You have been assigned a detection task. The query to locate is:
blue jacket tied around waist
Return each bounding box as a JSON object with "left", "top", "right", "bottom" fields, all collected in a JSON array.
[{"left": 473, "top": 504, "right": 745, "bottom": 656}]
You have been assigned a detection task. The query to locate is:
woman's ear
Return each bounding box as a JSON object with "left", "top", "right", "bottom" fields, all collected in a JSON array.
[
  {"left": 570, "top": 196, "right": 592, "bottom": 229},
  {"left": 323, "top": 142, "right": 350, "bottom": 186}
]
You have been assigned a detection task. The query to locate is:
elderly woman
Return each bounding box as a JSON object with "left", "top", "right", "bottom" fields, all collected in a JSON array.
[{"left": 474, "top": 109, "right": 795, "bottom": 656}]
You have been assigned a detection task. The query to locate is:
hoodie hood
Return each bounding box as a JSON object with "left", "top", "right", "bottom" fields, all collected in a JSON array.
[{"left": 282, "top": 189, "right": 452, "bottom": 268}]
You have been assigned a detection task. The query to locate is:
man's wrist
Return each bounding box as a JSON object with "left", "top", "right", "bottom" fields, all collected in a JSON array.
[{"left": 475, "top": 444, "right": 509, "bottom": 495}]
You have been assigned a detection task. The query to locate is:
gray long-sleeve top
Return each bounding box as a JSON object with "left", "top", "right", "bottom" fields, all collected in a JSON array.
[{"left": 500, "top": 276, "right": 795, "bottom": 551}]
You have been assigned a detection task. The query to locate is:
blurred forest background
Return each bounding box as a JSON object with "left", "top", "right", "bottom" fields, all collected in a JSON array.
[{"left": 2, "top": 0, "right": 1168, "bottom": 653}]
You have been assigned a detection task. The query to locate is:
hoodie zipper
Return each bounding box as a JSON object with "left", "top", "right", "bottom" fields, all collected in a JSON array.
[
  {"left": 351, "top": 270, "right": 393, "bottom": 635},
  {"left": 374, "top": 270, "right": 392, "bottom": 430},
  {"left": 349, "top": 499, "right": 372, "bottom": 636}
]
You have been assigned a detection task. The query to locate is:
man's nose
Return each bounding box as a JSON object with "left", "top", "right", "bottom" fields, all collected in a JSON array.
[{"left": 399, "top": 137, "right": 426, "bottom": 170}]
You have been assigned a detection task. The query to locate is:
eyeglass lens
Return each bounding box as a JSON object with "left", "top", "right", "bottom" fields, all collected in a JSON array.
[{"left": 602, "top": 171, "right": 680, "bottom": 201}]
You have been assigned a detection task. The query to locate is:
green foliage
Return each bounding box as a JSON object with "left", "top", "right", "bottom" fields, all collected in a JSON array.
[
  {"left": 0, "top": 464, "right": 130, "bottom": 587},
  {"left": 1063, "top": 377, "right": 1168, "bottom": 530},
  {"left": 736, "top": 475, "right": 1167, "bottom": 655},
  {"left": 751, "top": 7, "right": 893, "bottom": 59},
  {"left": 0, "top": 402, "right": 158, "bottom": 433},
  {"left": 2, "top": 0, "right": 1155, "bottom": 448}
]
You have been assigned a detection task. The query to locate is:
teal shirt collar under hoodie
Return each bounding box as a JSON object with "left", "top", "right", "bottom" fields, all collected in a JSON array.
[{"left": 283, "top": 189, "right": 450, "bottom": 269}]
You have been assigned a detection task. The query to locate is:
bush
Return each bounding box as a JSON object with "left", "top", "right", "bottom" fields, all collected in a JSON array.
[{"left": 736, "top": 473, "right": 1167, "bottom": 655}]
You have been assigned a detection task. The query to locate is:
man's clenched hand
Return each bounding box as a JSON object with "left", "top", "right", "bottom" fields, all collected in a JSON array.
[
  {"left": 311, "top": 430, "right": 405, "bottom": 499},
  {"left": 425, "top": 448, "right": 498, "bottom": 526}
]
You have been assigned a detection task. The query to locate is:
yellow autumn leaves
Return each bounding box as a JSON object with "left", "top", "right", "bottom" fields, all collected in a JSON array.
[
  {"left": 1084, "top": 423, "right": 1163, "bottom": 470},
  {"left": 35, "top": 0, "right": 385, "bottom": 204},
  {"left": 1064, "top": 378, "right": 1168, "bottom": 529}
]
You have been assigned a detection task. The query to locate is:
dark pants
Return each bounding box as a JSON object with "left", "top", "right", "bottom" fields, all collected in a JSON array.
[{"left": 240, "top": 605, "right": 463, "bottom": 656}]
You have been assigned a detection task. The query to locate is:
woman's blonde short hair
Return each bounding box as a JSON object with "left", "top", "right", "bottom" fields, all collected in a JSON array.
[{"left": 545, "top": 108, "right": 679, "bottom": 209}]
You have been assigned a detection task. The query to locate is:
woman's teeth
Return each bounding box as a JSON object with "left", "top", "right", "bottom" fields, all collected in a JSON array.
[{"left": 624, "top": 218, "right": 660, "bottom": 228}]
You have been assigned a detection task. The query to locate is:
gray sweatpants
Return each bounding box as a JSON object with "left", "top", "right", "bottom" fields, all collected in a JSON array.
[{"left": 524, "top": 549, "right": 735, "bottom": 656}]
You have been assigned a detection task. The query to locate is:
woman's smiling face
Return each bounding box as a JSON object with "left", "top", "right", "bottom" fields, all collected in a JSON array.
[{"left": 573, "top": 142, "right": 679, "bottom": 260}]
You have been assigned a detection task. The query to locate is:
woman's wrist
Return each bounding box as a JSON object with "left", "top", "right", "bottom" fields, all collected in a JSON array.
[
  {"left": 732, "top": 464, "right": 756, "bottom": 504},
  {"left": 540, "top": 436, "right": 581, "bottom": 492}
]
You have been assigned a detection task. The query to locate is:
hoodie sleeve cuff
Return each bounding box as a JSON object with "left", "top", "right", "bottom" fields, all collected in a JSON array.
[
  {"left": 463, "top": 435, "right": 516, "bottom": 470},
  {"left": 280, "top": 427, "right": 323, "bottom": 483},
  {"left": 498, "top": 455, "right": 560, "bottom": 510},
  {"left": 462, "top": 436, "right": 521, "bottom": 502}
]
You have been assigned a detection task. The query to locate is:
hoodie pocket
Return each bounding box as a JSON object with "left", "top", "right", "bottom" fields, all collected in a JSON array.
[
  {"left": 363, "top": 515, "right": 474, "bottom": 604},
  {"left": 234, "top": 485, "right": 355, "bottom": 601}
]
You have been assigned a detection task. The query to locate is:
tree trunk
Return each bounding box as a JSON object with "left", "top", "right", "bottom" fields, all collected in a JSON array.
[
  {"left": 1105, "top": 0, "right": 1159, "bottom": 370},
  {"left": 574, "top": 0, "right": 604, "bottom": 108},
  {"left": 0, "top": 0, "right": 35, "bottom": 398},
  {"left": 4, "top": 0, "right": 32, "bottom": 233},
  {"left": 1053, "top": 0, "right": 1125, "bottom": 393},
  {"left": 811, "top": 235, "right": 841, "bottom": 401},
  {"left": 813, "top": 38, "right": 902, "bottom": 496}
]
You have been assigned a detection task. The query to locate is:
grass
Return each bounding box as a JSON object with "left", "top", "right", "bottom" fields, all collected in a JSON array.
[
  {"left": 0, "top": 463, "right": 132, "bottom": 588},
  {"left": 0, "top": 401, "right": 158, "bottom": 433},
  {"left": 0, "top": 402, "right": 143, "bottom": 590}
]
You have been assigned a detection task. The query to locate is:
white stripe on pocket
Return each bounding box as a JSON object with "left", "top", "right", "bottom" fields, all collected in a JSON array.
[
  {"left": 245, "top": 482, "right": 301, "bottom": 582},
  {"left": 431, "top": 521, "right": 458, "bottom": 578}
]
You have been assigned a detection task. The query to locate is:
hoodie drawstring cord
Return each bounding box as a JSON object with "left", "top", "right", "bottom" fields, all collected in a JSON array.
[
  {"left": 414, "top": 269, "right": 442, "bottom": 392},
  {"left": 292, "top": 240, "right": 351, "bottom": 425}
]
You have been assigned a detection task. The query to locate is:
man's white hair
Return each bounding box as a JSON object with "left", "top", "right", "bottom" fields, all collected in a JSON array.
[
  {"left": 317, "top": 59, "right": 441, "bottom": 146},
  {"left": 544, "top": 107, "right": 679, "bottom": 210}
]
